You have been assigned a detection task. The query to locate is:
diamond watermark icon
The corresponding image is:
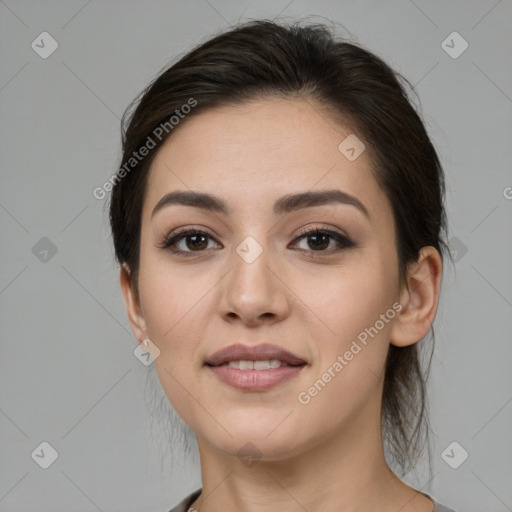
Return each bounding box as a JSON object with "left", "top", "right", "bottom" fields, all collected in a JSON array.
[
  {"left": 31, "top": 441, "right": 59, "bottom": 469},
  {"left": 237, "top": 442, "right": 263, "bottom": 467},
  {"left": 441, "top": 441, "right": 469, "bottom": 469},
  {"left": 441, "top": 32, "right": 468, "bottom": 59},
  {"left": 31, "top": 32, "right": 59, "bottom": 59},
  {"left": 448, "top": 236, "right": 468, "bottom": 263},
  {"left": 32, "top": 237, "right": 58, "bottom": 263},
  {"left": 338, "top": 134, "right": 365, "bottom": 161},
  {"left": 133, "top": 338, "right": 160, "bottom": 366},
  {"left": 236, "top": 236, "right": 263, "bottom": 264}
]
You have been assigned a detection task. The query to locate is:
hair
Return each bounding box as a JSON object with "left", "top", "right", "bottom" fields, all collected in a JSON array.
[{"left": 109, "top": 18, "right": 450, "bottom": 479}]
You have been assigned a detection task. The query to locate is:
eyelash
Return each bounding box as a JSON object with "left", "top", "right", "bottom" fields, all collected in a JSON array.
[{"left": 158, "top": 226, "right": 355, "bottom": 258}]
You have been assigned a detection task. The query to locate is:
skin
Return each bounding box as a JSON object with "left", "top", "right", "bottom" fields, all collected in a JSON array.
[{"left": 120, "top": 97, "right": 443, "bottom": 512}]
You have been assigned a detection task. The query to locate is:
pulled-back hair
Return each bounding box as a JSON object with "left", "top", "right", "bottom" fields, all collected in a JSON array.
[{"left": 109, "top": 19, "right": 449, "bottom": 477}]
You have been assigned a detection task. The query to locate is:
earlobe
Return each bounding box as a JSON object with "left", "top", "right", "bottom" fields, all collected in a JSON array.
[
  {"left": 120, "top": 263, "right": 148, "bottom": 342},
  {"left": 390, "top": 246, "right": 443, "bottom": 348}
]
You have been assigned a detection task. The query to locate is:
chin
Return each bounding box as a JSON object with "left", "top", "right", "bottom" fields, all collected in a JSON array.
[
  {"left": 200, "top": 417, "right": 308, "bottom": 460},
  {"left": 214, "top": 435, "right": 304, "bottom": 463}
]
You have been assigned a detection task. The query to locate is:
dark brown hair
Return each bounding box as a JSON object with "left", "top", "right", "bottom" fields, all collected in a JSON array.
[{"left": 109, "top": 19, "right": 450, "bottom": 477}]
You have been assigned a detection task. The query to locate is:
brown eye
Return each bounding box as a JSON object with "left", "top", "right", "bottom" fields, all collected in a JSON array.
[
  {"left": 182, "top": 233, "right": 209, "bottom": 251},
  {"left": 304, "top": 232, "right": 330, "bottom": 251},
  {"left": 292, "top": 228, "right": 354, "bottom": 254},
  {"left": 159, "top": 228, "right": 220, "bottom": 256}
]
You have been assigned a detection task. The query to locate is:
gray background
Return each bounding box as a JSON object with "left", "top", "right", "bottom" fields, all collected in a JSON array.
[{"left": 1, "top": 0, "right": 511, "bottom": 511}]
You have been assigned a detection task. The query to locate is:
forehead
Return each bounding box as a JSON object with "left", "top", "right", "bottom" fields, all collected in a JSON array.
[{"left": 143, "top": 98, "right": 390, "bottom": 225}]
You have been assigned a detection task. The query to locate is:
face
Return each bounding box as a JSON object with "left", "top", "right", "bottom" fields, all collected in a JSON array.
[{"left": 129, "top": 97, "right": 404, "bottom": 460}]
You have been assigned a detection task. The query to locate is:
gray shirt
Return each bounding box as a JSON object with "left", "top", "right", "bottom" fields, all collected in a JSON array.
[{"left": 168, "top": 489, "right": 457, "bottom": 512}]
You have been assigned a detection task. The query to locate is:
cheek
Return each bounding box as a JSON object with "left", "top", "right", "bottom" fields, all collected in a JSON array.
[
  {"left": 296, "top": 301, "right": 394, "bottom": 434},
  {"left": 292, "top": 261, "right": 395, "bottom": 409},
  {"left": 295, "top": 256, "right": 395, "bottom": 345},
  {"left": 139, "top": 277, "right": 209, "bottom": 353},
  {"left": 137, "top": 244, "right": 205, "bottom": 339},
  {"left": 136, "top": 261, "right": 209, "bottom": 396},
  {"left": 137, "top": 266, "right": 211, "bottom": 419}
]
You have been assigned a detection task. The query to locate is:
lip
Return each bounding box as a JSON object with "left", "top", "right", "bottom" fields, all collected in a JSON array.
[
  {"left": 204, "top": 343, "right": 307, "bottom": 392},
  {"left": 204, "top": 343, "right": 307, "bottom": 367},
  {"left": 207, "top": 364, "right": 305, "bottom": 391}
]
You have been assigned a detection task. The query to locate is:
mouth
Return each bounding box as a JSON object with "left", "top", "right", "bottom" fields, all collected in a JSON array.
[
  {"left": 204, "top": 342, "right": 307, "bottom": 367},
  {"left": 204, "top": 343, "right": 307, "bottom": 391},
  {"left": 206, "top": 359, "right": 306, "bottom": 370}
]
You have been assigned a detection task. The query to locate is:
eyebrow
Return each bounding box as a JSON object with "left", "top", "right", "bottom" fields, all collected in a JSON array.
[{"left": 151, "top": 189, "right": 370, "bottom": 219}]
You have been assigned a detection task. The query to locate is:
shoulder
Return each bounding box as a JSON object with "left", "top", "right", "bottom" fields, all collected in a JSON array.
[{"left": 168, "top": 488, "right": 202, "bottom": 512}]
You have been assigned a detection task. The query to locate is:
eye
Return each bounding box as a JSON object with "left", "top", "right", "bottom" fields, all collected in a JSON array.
[
  {"left": 291, "top": 226, "right": 355, "bottom": 255},
  {"left": 158, "top": 228, "right": 221, "bottom": 257}
]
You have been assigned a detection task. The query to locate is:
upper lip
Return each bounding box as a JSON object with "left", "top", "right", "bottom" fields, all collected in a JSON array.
[{"left": 205, "top": 343, "right": 307, "bottom": 367}]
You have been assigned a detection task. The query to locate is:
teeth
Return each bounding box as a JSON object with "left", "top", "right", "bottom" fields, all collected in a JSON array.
[{"left": 227, "top": 359, "right": 283, "bottom": 370}]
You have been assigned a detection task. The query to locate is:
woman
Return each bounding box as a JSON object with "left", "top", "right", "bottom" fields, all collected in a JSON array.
[{"left": 109, "top": 19, "right": 456, "bottom": 512}]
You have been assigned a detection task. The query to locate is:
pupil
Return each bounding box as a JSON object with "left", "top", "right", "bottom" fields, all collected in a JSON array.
[
  {"left": 188, "top": 234, "right": 208, "bottom": 250},
  {"left": 309, "top": 234, "right": 329, "bottom": 250}
]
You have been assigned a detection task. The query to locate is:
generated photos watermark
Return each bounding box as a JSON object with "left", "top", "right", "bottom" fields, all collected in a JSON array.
[
  {"left": 93, "top": 97, "right": 197, "bottom": 200},
  {"left": 297, "top": 302, "right": 403, "bottom": 405}
]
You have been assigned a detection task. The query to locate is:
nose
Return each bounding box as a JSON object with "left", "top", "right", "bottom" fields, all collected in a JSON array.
[{"left": 217, "top": 240, "right": 290, "bottom": 327}]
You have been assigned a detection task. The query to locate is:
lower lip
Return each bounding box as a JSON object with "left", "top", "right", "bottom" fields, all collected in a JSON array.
[{"left": 206, "top": 364, "right": 306, "bottom": 391}]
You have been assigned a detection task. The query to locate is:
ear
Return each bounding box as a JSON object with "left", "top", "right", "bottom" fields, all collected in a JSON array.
[
  {"left": 120, "top": 263, "right": 148, "bottom": 342},
  {"left": 390, "top": 246, "right": 443, "bottom": 347}
]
